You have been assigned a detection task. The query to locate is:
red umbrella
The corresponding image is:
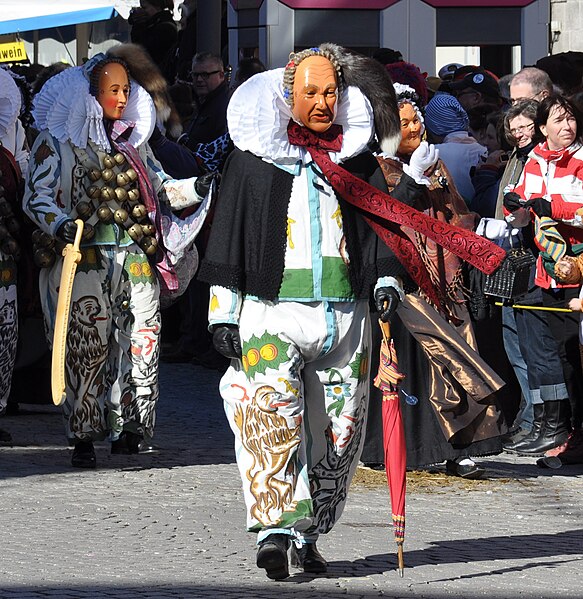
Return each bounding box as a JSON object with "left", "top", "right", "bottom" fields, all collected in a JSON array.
[{"left": 373, "top": 319, "right": 407, "bottom": 576}]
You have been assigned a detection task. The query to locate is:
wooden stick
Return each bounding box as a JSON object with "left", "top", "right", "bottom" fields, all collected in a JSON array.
[{"left": 397, "top": 542, "right": 404, "bottom": 577}]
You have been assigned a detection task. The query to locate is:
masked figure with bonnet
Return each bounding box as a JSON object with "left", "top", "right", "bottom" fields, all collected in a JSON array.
[
  {"left": 0, "top": 67, "right": 29, "bottom": 444},
  {"left": 23, "top": 48, "right": 212, "bottom": 468},
  {"left": 361, "top": 83, "right": 507, "bottom": 479}
]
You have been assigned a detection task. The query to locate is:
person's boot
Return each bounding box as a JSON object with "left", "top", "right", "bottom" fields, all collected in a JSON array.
[
  {"left": 71, "top": 440, "right": 96, "bottom": 468},
  {"left": 256, "top": 533, "right": 290, "bottom": 580},
  {"left": 513, "top": 400, "right": 570, "bottom": 456},
  {"left": 290, "top": 542, "right": 328, "bottom": 573},
  {"left": 111, "top": 431, "right": 142, "bottom": 455},
  {"left": 503, "top": 403, "right": 544, "bottom": 453}
]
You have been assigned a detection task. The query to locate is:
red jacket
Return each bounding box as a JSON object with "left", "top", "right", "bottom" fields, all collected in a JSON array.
[{"left": 512, "top": 141, "right": 583, "bottom": 288}]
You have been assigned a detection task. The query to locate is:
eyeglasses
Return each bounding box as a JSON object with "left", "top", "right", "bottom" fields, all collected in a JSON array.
[
  {"left": 509, "top": 123, "right": 535, "bottom": 136},
  {"left": 510, "top": 92, "right": 543, "bottom": 105},
  {"left": 191, "top": 70, "right": 222, "bottom": 80}
]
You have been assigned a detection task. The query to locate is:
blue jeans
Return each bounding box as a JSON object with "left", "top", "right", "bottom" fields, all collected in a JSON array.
[{"left": 502, "top": 307, "right": 532, "bottom": 430}]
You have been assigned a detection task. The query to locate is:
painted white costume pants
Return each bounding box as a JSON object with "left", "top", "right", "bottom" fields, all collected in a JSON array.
[
  {"left": 220, "top": 299, "right": 371, "bottom": 540},
  {"left": 40, "top": 243, "right": 160, "bottom": 442},
  {"left": 0, "top": 254, "right": 18, "bottom": 413}
]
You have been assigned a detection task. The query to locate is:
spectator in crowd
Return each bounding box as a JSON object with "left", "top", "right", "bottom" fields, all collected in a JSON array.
[
  {"left": 503, "top": 94, "right": 583, "bottom": 455},
  {"left": 361, "top": 83, "right": 507, "bottom": 479},
  {"left": 153, "top": 52, "right": 232, "bottom": 370},
  {"left": 509, "top": 66, "right": 553, "bottom": 106},
  {"left": 448, "top": 68, "right": 502, "bottom": 112},
  {"left": 470, "top": 108, "right": 510, "bottom": 218},
  {"left": 129, "top": 0, "right": 178, "bottom": 81},
  {"left": 480, "top": 101, "right": 569, "bottom": 455},
  {"left": 22, "top": 49, "right": 211, "bottom": 468},
  {"left": 232, "top": 57, "right": 266, "bottom": 89},
  {"left": 424, "top": 93, "right": 487, "bottom": 205}
]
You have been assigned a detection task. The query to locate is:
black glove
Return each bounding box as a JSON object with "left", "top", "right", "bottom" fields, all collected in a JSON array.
[
  {"left": 503, "top": 192, "right": 523, "bottom": 213},
  {"left": 194, "top": 172, "right": 216, "bottom": 198},
  {"left": 525, "top": 197, "right": 552, "bottom": 218},
  {"left": 212, "top": 324, "right": 242, "bottom": 359},
  {"left": 56, "top": 219, "right": 78, "bottom": 244},
  {"left": 374, "top": 287, "right": 401, "bottom": 323}
]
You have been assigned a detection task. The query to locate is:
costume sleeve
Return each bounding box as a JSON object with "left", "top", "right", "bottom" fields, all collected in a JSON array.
[
  {"left": 149, "top": 131, "right": 203, "bottom": 179},
  {"left": 143, "top": 144, "right": 204, "bottom": 210},
  {"left": 208, "top": 285, "right": 242, "bottom": 328},
  {"left": 14, "top": 120, "right": 29, "bottom": 178},
  {"left": 22, "top": 131, "right": 70, "bottom": 237}
]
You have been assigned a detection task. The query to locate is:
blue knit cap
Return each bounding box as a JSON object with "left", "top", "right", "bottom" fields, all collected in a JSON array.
[{"left": 424, "top": 93, "right": 469, "bottom": 136}]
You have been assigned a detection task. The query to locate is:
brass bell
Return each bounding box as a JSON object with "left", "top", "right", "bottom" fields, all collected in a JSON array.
[
  {"left": 114, "top": 186, "right": 129, "bottom": 202},
  {"left": 39, "top": 231, "right": 55, "bottom": 248},
  {"left": 128, "top": 223, "right": 143, "bottom": 241},
  {"left": 116, "top": 172, "right": 131, "bottom": 187},
  {"left": 0, "top": 199, "right": 13, "bottom": 217},
  {"left": 31, "top": 229, "right": 44, "bottom": 245},
  {"left": 127, "top": 188, "right": 140, "bottom": 202},
  {"left": 114, "top": 208, "right": 129, "bottom": 225},
  {"left": 5, "top": 216, "right": 20, "bottom": 235},
  {"left": 2, "top": 237, "right": 18, "bottom": 255},
  {"left": 101, "top": 168, "right": 115, "bottom": 182},
  {"left": 126, "top": 168, "right": 138, "bottom": 182},
  {"left": 141, "top": 235, "right": 158, "bottom": 256},
  {"left": 140, "top": 223, "right": 155, "bottom": 237},
  {"left": 76, "top": 201, "right": 93, "bottom": 220},
  {"left": 87, "top": 185, "right": 101, "bottom": 199},
  {"left": 100, "top": 186, "right": 116, "bottom": 202},
  {"left": 103, "top": 155, "right": 115, "bottom": 169},
  {"left": 88, "top": 168, "right": 102, "bottom": 182},
  {"left": 131, "top": 204, "right": 148, "bottom": 222},
  {"left": 114, "top": 153, "right": 126, "bottom": 166},
  {"left": 82, "top": 223, "right": 95, "bottom": 240},
  {"left": 34, "top": 247, "right": 56, "bottom": 269},
  {"left": 97, "top": 204, "right": 114, "bottom": 223}
]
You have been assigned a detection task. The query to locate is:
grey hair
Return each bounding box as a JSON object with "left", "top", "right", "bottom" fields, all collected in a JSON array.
[
  {"left": 511, "top": 67, "right": 553, "bottom": 97},
  {"left": 282, "top": 45, "right": 344, "bottom": 108}
]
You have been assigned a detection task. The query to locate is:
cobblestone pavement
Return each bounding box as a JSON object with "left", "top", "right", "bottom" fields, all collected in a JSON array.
[{"left": 1, "top": 362, "right": 582, "bottom": 599}]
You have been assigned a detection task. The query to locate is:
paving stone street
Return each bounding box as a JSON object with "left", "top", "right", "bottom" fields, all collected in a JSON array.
[{"left": 1, "top": 362, "right": 582, "bottom": 599}]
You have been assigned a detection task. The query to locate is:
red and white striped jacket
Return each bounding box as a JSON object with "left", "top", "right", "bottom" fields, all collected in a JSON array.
[{"left": 512, "top": 141, "right": 583, "bottom": 288}]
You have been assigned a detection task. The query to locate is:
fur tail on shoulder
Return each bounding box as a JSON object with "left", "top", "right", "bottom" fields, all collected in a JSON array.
[
  {"left": 321, "top": 43, "right": 401, "bottom": 156},
  {"left": 107, "top": 43, "right": 183, "bottom": 139}
]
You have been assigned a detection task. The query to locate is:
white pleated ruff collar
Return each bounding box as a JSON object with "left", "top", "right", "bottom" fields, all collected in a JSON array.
[
  {"left": 0, "top": 67, "right": 21, "bottom": 139},
  {"left": 32, "top": 54, "right": 155, "bottom": 153},
  {"left": 227, "top": 68, "right": 375, "bottom": 165}
]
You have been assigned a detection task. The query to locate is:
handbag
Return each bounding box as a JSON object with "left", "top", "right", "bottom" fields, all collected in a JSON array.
[{"left": 483, "top": 236, "right": 536, "bottom": 300}]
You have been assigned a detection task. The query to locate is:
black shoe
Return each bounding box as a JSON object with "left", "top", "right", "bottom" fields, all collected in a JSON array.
[
  {"left": 111, "top": 431, "right": 142, "bottom": 455},
  {"left": 445, "top": 459, "right": 485, "bottom": 480},
  {"left": 0, "top": 428, "right": 13, "bottom": 444},
  {"left": 137, "top": 439, "right": 160, "bottom": 454},
  {"left": 71, "top": 441, "right": 96, "bottom": 468},
  {"left": 290, "top": 542, "right": 328, "bottom": 573},
  {"left": 256, "top": 533, "right": 290, "bottom": 580}
]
